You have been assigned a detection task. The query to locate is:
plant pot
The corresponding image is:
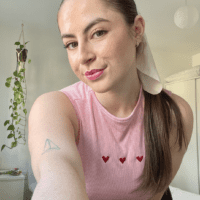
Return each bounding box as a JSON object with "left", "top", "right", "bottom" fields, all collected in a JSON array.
[{"left": 16, "top": 48, "right": 28, "bottom": 63}]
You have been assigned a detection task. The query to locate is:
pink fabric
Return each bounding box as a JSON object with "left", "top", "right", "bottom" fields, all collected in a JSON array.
[{"left": 59, "top": 81, "right": 172, "bottom": 200}]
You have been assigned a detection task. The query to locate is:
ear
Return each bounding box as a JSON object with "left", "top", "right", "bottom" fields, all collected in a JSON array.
[{"left": 133, "top": 15, "right": 146, "bottom": 43}]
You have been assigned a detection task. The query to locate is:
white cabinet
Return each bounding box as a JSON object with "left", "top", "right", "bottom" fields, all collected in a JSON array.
[
  {"left": 0, "top": 174, "right": 25, "bottom": 200},
  {"left": 165, "top": 78, "right": 200, "bottom": 195}
]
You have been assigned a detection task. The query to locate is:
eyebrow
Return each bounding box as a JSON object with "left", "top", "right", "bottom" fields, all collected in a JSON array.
[{"left": 61, "top": 18, "right": 110, "bottom": 39}]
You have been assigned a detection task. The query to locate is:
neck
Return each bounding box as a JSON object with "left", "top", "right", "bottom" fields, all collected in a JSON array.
[{"left": 95, "top": 74, "right": 142, "bottom": 118}]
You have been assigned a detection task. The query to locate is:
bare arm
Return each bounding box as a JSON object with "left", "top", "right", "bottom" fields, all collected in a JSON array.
[
  {"left": 28, "top": 92, "right": 89, "bottom": 200},
  {"left": 31, "top": 152, "right": 89, "bottom": 200}
]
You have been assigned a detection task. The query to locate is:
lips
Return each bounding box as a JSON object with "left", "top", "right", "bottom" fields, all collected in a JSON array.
[{"left": 85, "top": 69, "right": 104, "bottom": 76}]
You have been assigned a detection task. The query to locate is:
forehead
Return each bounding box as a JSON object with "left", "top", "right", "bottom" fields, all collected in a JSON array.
[
  {"left": 58, "top": 0, "right": 122, "bottom": 33},
  {"left": 59, "top": 0, "right": 108, "bottom": 21}
]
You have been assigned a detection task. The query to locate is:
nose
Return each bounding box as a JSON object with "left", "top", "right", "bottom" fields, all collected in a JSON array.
[
  {"left": 81, "top": 54, "right": 96, "bottom": 65},
  {"left": 86, "top": 58, "right": 95, "bottom": 64},
  {"left": 78, "top": 42, "right": 96, "bottom": 65}
]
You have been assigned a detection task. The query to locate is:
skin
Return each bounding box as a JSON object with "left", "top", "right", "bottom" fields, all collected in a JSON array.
[{"left": 58, "top": 0, "right": 146, "bottom": 118}]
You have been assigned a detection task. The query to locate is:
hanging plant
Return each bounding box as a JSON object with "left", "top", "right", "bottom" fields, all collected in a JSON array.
[{"left": 1, "top": 41, "right": 31, "bottom": 151}]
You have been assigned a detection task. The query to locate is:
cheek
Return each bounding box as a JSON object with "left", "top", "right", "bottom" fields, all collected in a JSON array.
[
  {"left": 68, "top": 56, "right": 79, "bottom": 72},
  {"left": 104, "top": 34, "right": 132, "bottom": 67},
  {"left": 99, "top": 36, "right": 126, "bottom": 61}
]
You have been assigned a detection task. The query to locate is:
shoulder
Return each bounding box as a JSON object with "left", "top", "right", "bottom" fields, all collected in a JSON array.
[
  {"left": 33, "top": 91, "right": 74, "bottom": 124},
  {"left": 38, "top": 91, "right": 73, "bottom": 113},
  {"left": 170, "top": 93, "right": 193, "bottom": 129},
  {"left": 170, "top": 93, "right": 194, "bottom": 150},
  {"left": 40, "top": 91, "right": 79, "bottom": 139}
]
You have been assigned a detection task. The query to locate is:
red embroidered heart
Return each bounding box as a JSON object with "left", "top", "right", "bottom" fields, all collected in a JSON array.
[
  {"left": 102, "top": 156, "right": 109, "bottom": 163},
  {"left": 136, "top": 156, "right": 143, "bottom": 162},
  {"left": 119, "top": 157, "right": 126, "bottom": 164}
]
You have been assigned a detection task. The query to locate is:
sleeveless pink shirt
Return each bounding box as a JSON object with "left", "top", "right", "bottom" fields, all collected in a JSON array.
[{"left": 59, "top": 81, "right": 172, "bottom": 200}]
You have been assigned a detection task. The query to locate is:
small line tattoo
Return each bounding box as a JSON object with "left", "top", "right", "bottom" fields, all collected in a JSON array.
[{"left": 42, "top": 139, "right": 61, "bottom": 155}]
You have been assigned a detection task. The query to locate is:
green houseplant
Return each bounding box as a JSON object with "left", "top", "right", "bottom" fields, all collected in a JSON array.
[{"left": 1, "top": 41, "right": 31, "bottom": 152}]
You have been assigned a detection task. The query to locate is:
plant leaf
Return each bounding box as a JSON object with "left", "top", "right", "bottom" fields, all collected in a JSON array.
[
  {"left": 7, "top": 133, "right": 14, "bottom": 139},
  {"left": 1, "top": 145, "right": 6, "bottom": 151},
  {"left": 7, "top": 125, "right": 14, "bottom": 131}
]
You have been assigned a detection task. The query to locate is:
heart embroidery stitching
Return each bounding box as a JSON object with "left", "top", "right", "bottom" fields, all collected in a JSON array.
[
  {"left": 102, "top": 156, "right": 109, "bottom": 163},
  {"left": 136, "top": 156, "right": 143, "bottom": 162},
  {"left": 119, "top": 157, "right": 126, "bottom": 163},
  {"left": 102, "top": 156, "right": 143, "bottom": 163}
]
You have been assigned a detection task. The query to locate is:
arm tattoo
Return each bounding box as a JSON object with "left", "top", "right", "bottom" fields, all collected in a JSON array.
[{"left": 42, "top": 139, "right": 60, "bottom": 155}]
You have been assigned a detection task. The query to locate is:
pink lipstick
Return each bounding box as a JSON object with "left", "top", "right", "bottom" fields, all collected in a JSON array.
[{"left": 85, "top": 68, "right": 105, "bottom": 81}]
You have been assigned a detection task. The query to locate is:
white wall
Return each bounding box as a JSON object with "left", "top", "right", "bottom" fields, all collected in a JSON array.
[{"left": 153, "top": 50, "right": 193, "bottom": 86}]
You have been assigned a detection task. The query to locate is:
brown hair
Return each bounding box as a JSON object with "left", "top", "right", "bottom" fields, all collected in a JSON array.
[{"left": 57, "top": 0, "right": 189, "bottom": 198}]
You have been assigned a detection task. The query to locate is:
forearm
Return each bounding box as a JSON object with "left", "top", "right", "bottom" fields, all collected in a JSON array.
[{"left": 31, "top": 156, "right": 89, "bottom": 200}]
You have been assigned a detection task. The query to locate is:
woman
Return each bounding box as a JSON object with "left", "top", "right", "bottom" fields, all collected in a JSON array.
[{"left": 57, "top": 0, "right": 193, "bottom": 199}]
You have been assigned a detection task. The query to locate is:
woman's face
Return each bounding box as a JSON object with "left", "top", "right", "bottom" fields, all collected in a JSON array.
[{"left": 58, "top": 0, "right": 145, "bottom": 94}]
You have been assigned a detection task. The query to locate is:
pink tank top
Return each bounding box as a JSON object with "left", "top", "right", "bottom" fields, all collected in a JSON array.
[{"left": 59, "top": 81, "right": 172, "bottom": 200}]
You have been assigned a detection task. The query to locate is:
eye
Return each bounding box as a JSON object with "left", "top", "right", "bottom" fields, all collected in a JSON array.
[{"left": 63, "top": 30, "right": 108, "bottom": 50}]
